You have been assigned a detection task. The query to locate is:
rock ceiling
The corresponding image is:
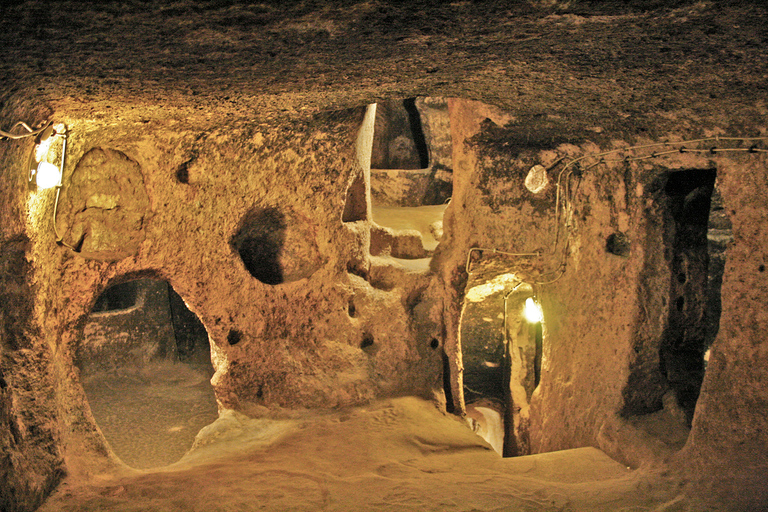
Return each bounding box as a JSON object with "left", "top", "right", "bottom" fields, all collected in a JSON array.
[{"left": 1, "top": 1, "right": 766, "bottom": 133}]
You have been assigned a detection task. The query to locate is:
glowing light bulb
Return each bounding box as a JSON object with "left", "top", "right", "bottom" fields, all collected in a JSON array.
[
  {"left": 523, "top": 297, "right": 543, "bottom": 323},
  {"left": 36, "top": 161, "right": 61, "bottom": 189}
]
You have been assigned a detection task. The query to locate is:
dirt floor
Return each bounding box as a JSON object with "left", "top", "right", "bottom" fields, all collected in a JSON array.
[
  {"left": 80, "top": 361, "right": 218, "bottom": 470},
  {"left": 40, "top": 396, "right": 685, "bottom": 512}
]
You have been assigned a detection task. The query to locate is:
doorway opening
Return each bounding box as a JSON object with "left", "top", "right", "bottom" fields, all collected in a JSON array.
[
  {"left": 458, "top": 271, "right": 543, "bottom": 457},
  {"left": 660, "top": 168, "right": 729, "bottom": 424},
  {"left": 76, "top": 278, "right": 218, "bottom": 469}
]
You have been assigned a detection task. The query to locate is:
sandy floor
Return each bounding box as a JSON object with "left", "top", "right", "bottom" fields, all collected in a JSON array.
[
  {"left": 80, "top": 361, "right": 219, "bottom": 469},
  {"left": 372, "top": 204, "right": 448, "bottom": 251},
  {"left": 40, "top": 396, "right": 683, "bottom": 512}
]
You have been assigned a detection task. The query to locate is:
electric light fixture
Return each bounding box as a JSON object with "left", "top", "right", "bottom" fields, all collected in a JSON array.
[
  {"left": 29, "top": 124, "right": 67, "bottom": 190},
  {"left": 34, "top": 161, "right": 62, "bottom": 190},
  {"left": 523, "top": 297, "right": 543, "bottom": 323}
]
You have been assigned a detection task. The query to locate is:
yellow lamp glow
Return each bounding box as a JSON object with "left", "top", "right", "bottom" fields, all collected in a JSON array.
[
  {"left": 523, "top": 297, "right": 543, "bottom": 323},
  {"left": 35, "top": 161, "right": 62, "bottom": 190}
]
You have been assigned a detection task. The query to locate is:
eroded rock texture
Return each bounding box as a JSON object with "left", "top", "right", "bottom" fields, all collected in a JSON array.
[
  {"left": 60, "top": 148, "right": 149, "bottom": 260},
  {"left": 0, "top": 1, "right": 767, "bottom": 511}
]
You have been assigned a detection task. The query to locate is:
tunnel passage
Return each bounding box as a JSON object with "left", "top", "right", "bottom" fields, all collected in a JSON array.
[
  {"left": 660, "top": 168, "right": 728, "bottom": 424},
  {"left": 371, "top": 98, "right": 428, "bottom": 171},
  {"left": 76, "top": 278, "right": 218, "bottom": 469},
  {"left": 370, "top": 97, "right": 453, "bottom": 208},
  {"left": 458, "top": 269, "right": 543, "bottom": 457}
]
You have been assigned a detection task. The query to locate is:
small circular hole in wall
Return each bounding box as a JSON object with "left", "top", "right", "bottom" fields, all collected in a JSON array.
[
  {"left": 606, "top": 232, "right": 631, "bottom": 257},
  {"left": 360, "top": 333, "right": 375, "bottom": 351},
  {"left": 175, "top": 161, "right": 190, "bottom": 184},
  {"left": 227, "top": 329, "right": 242, "bottom": 346},
  {"left": 430, "top": 338, "right": 440, "bottom": 350},
  {"left": 76, "top": 278, "right": 218, "bottom": 470},
  {"left": 760, "top": 265, "right": 765, "bottom": 273},
  {"left": 677, "top": 273, "right": 687, "bottom": 284}
]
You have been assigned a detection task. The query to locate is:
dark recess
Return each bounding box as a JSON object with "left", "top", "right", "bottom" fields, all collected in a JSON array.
[
  {"left": 606, "top": 232, "right": 631, "bottom": 257},
  {"left": 442, "top": 348, "right": 454, "bottom": 413},
  {"left": 342, "top": 170, "right": 367, "bottom": 223},
  {"left": 371, "top": 98, "right": 428, "bottom": 170},
  {"left": 227, "top": 329, "right": 242, "bottom": 346},
  {"left": 167, "top": 286, "right": 210, "bottom": 363},
  {"left": 175, "top": 160, "right": 191, "bottom": 184},
  {"left": 360, "top": 333, "right": 374, "bottom": 349},
  {"left": 403, "top": 98, "right": 429, "bottom": 169},
  {"left": 92, "top": 281, "right": 140, "bottom": 312},
  {"left": 534, "top": 322, "right": 543, "bottom": 389},
  {"left": 348, "top": 299, "right": 356, "bottom": 318},
  {"left": 231, "top": 207, "right": 286, "bottom": 285},
  {"left": 660, "top": 168, "right": 718, "bottom": 424}
]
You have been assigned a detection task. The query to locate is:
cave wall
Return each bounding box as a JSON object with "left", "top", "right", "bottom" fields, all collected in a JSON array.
[
  {"left": 437, "top": 98, "right": 768, "bottom": 507},
  {"left": 677, "top": 155, "right": 768, "bottom": 508},
  {"left": 0, "top": 101, "right": 444, "bottom": 507},
  {"left": 1, "top": 92, "right": 767, "bottom": 511},
  {"left": 438, "top": 98, "right": 648, "bottom": 451},
  {"left": 0, "top": 1, "right": 765, "bottom": 510},
  {"left": 0, "top": 102, "right": 64, "bottom": 512}
]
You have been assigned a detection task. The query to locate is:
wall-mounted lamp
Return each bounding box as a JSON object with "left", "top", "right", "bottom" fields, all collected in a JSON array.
[
  {"left": 0, "top": 120, "right": 67, "bottom": 191},
  {"left": 29, "top": 124, "right": 67, "bottom": 190},
  {"left": 525, "top": 164, "right": 548, "bottom": 194},
  {"left": 1, "top": 120, "right": 77, "bottom": 249},
  {"left": 33, "top": 162, "right": 62, "bottom": 189},
  {"left": 523, "top": 297, "right": 543, "bottom": 324}
]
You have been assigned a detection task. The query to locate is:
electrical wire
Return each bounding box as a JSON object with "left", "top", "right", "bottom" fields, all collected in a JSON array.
[
  {"left": 502, "top": 282, "right": 527, "bottom": 358},
  {"left": 466, "top": 135, "right": 768, "bottom": 285},
  {"left": 50, "top": 130, "right": 78, "bottom": 251},
  {"left": 465, "top": 247, "right": 541, "bottom": 275},
  {"left": 0, "top": 120, "right": 52, "bottom": 140}
]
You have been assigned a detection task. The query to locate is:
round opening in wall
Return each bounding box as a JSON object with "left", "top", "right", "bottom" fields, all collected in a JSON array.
[
  {"left": 227, "top": 329, "right": 242, "bottom": 346},
  {"left": 92, "top": 280, "right": 141, "bottom": 312},
  {"left": 606, "top": 232, "right": 631, "bottom": 257},
  {"left": 231, "top": 207, "right": 325, "bottom": 285},
  {"left": 360, "top": 333, "right": 375, "bottom": 352}
]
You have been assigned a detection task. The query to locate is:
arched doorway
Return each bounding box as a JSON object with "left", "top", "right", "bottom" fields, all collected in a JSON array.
[{"left": 77, "top": 278, "right": 218, "bottom": 469}]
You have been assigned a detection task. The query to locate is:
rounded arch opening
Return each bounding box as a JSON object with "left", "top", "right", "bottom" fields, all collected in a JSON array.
[
  {"left": 457, "top": 272, "right": 544, "bottom": 458},
  {"left": 76, "top": 278, "right": 218, "bottom": 469}
]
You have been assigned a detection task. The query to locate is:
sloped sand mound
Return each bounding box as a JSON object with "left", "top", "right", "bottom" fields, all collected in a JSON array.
[{"left": 41, "top": 397, "right": 682, "bottom": 511}]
